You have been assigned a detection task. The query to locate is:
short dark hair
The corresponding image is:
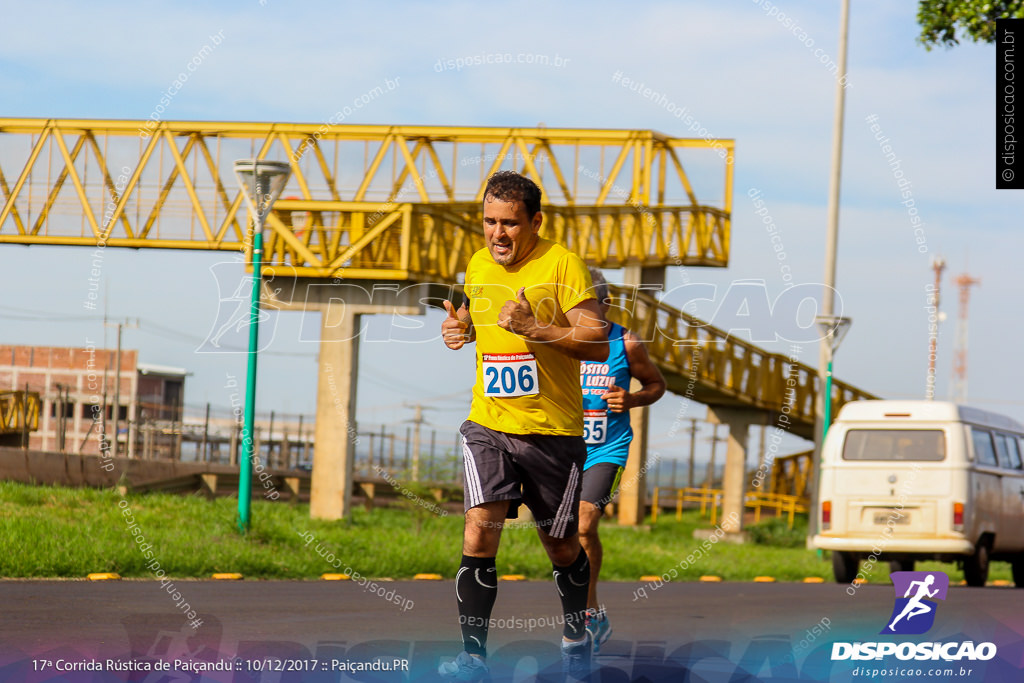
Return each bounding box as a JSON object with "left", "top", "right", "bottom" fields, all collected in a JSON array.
[{"left": 484, "top": 171, "right": 542, "bottom": 217}]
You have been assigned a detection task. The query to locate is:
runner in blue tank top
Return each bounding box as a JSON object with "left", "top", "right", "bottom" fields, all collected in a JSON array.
[{"left": 579, "top": 267, "right": 666, "bottom": 653}]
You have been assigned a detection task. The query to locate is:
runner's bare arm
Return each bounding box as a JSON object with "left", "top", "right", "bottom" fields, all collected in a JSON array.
[
  {"left": 602, "top": 333, "right": 667, "bottom": 413},
  {"left": 497, "top": 288, "right": 608, "bottom": 361}
]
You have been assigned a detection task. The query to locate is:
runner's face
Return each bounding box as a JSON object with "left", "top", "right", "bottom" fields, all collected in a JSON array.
[{"left": 483, "top": 195, "right": 540, "bottom": 266}]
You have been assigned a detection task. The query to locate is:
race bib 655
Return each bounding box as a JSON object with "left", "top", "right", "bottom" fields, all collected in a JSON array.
[{"left": 583, "top": 409, "right": 607, "bottom": 444}]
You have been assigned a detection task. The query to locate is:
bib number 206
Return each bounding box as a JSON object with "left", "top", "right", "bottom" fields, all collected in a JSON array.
[{"left": 482, "top": 353, "right": 539, "bottom": 397}]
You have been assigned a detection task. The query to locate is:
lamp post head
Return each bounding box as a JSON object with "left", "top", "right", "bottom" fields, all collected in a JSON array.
[
  {"left": 233, "top": 160, "right": 291, "bottom": 220},
  {"left": 815, "top": 315, "right": 852, "bottom": 355}
]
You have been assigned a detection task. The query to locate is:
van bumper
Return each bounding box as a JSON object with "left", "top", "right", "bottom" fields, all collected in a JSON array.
[{"left": 811, "top": 535, "right": 974, "bottom": 555}]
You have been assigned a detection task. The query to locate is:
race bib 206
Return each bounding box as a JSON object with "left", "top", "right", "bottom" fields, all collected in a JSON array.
[{"left": 482, "top": 353, "right": 539, "bottom": 397}]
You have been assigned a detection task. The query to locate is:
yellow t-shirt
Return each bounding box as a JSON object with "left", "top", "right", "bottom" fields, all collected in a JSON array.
[{"left": 465, "top": 238, "right": 595, "bottom": 435}]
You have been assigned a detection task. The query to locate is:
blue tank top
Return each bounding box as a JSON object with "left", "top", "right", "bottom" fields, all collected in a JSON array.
[{"left": 580, "top": 322, "right": 633, "bottom": 469}]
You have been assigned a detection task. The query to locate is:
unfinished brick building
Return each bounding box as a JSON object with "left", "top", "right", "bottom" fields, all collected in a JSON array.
[{"left": 0, "top": 344, "right": 185, "bottom": 457}]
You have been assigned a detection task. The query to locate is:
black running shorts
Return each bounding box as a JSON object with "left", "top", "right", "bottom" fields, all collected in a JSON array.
[{"left": 459, "top": 420, "right": 586, "bottom": 539}]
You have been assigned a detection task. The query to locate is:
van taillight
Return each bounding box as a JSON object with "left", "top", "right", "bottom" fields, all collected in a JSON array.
[
  {"left": 822, "top": 501, "right": 831, "bottom": 530},
  {"left": 953, "top": 502, "right": 964, "bottom": 530}
]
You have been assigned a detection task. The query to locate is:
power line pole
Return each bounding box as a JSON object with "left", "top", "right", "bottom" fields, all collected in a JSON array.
[
  {"left": 686, "top": 418, "right": 699, "bottom": 487},
  {"left": 201, "top": 403, "right": 210, "bottom": 462},
  {"left": 399, "top": 403, "right": 440, "bottom": 483},
  {"left": 55, "top": 383, "right": 67, "bottom": 453},
  {"left": 267, "top": 410, "right": 276, "bottom": 468},
  {"left": 705, "top": 424, "right": 728, "bottom": 489},
  {"left": 296, "top": 413, "right": 304, "bottom": 468},
  {"left": 429, "top": 429, "right": 437, "bottom": 480},
  {"left": 404, "top": 403, "right": 435, "bottom": 482},
  {"left": 104, "top": 318, "right": 137, "bottom": 459},
  {"left": 412, "top": 405, "right": 422, "bottom": 481},
  {"left": 404, "top": 426, "right": 411, "bottom": 471}
]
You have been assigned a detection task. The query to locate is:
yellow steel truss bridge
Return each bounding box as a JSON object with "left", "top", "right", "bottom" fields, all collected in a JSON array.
[{"left": 0, "top": 119, "right": 729, "bottom": 279}]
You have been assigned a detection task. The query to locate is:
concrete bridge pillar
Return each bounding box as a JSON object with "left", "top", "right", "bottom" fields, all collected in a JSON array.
[
  {"left": 706, "top": 406, "right": 757, "bottom": 535},
  {"left": 264, "top": 278, "right": 428, "bottom": 520},
  {"left": 312, "top": 309, "right": 361, "bottom": 520}
]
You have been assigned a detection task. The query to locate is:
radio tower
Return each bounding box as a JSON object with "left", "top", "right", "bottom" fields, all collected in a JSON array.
[
  {"left": 926, "top": 256, "right": 945, "bottom": 400},
  {"left": 951, "top": 273, "right": 980, "bottom": 404}
]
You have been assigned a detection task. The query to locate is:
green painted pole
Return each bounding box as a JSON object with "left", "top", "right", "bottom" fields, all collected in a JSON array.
[
  {"left": 238, "top": 229, "right": 263, "bottom": 533},
  {"left": 816, "top": 356, "right": 835, "bottom": 558},
  {"left": 822, "top": 358, "right": 834, "bottom": 440}
]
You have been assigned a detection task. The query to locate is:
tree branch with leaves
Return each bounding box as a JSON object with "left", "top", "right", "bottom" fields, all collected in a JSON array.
[{"left": 917, "top": 0, "right": 1024, "bottom": 49}]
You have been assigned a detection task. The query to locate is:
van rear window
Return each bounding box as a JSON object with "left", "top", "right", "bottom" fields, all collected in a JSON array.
[
  {"left": 842, "top": 430, "right": 945, "bottom": 461},
  {"left": 971, "top": 429, "right": 998, "bottom": 466}
]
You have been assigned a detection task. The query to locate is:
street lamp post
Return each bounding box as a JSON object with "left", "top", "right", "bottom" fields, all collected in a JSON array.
[
  {"left": 810, "top": 0, "right": 851, "bottom": 543},
  {"left": 232, "top": 159, "right": 291, "bottom": 533}
]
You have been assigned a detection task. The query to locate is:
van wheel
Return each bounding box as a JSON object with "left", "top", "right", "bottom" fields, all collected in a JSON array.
[
  {"left": 832, "top": 551, "right": 859, "bottom": 583},
  {"left": 889, "top": 559, "right": 915, "bottom": 573},
  {"left": 964, "top": 540, "right": 991, "bottom": 587},
  {"left": 1012, "top": 555, "right": 1024, "bottom": 588}
]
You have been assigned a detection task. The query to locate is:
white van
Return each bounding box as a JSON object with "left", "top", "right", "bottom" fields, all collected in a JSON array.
[{"left": 812, "top": 400, "right": 1024, "bottom": 587}]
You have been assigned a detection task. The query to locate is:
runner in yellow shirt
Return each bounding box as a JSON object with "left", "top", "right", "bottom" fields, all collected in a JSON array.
[{"left": 439, "top": 171, "right": 608, "bottom": 681}]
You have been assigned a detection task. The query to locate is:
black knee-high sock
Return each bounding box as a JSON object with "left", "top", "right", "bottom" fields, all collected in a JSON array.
[
  {"left": 552, "top": 548, "right": 590, "bottom": 640},
  {"left": 456, "top": 555, "right": 498, "bottom": 657}
]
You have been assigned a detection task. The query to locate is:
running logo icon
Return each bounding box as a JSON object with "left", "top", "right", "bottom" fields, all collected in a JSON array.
[{"left": 881, "top": 571, "right": 949, "bottom": 635}]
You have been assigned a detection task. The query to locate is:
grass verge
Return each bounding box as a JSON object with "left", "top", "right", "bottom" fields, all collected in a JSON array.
[{"left": 0, "top": 482, "right": 1013, "bottom": 584}]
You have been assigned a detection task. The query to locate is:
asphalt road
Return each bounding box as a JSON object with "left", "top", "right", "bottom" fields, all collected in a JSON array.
[{"left": 1, "top": 580, "right": 1022, "bottom": 682}]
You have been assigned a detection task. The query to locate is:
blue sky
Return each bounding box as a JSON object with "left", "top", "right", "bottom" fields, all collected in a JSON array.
[{"left": 1, "top": 1, "right": 1019, "bottom": 467}]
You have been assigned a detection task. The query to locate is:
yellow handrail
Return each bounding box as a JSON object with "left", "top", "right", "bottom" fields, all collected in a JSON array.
[{"left": 650, "top": 486, "right": 808, "bottom": 529}]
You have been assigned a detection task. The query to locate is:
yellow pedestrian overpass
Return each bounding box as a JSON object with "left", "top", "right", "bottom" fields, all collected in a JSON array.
[{"left": 0, "top": 118, "right": 874, "bottom": 527}]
